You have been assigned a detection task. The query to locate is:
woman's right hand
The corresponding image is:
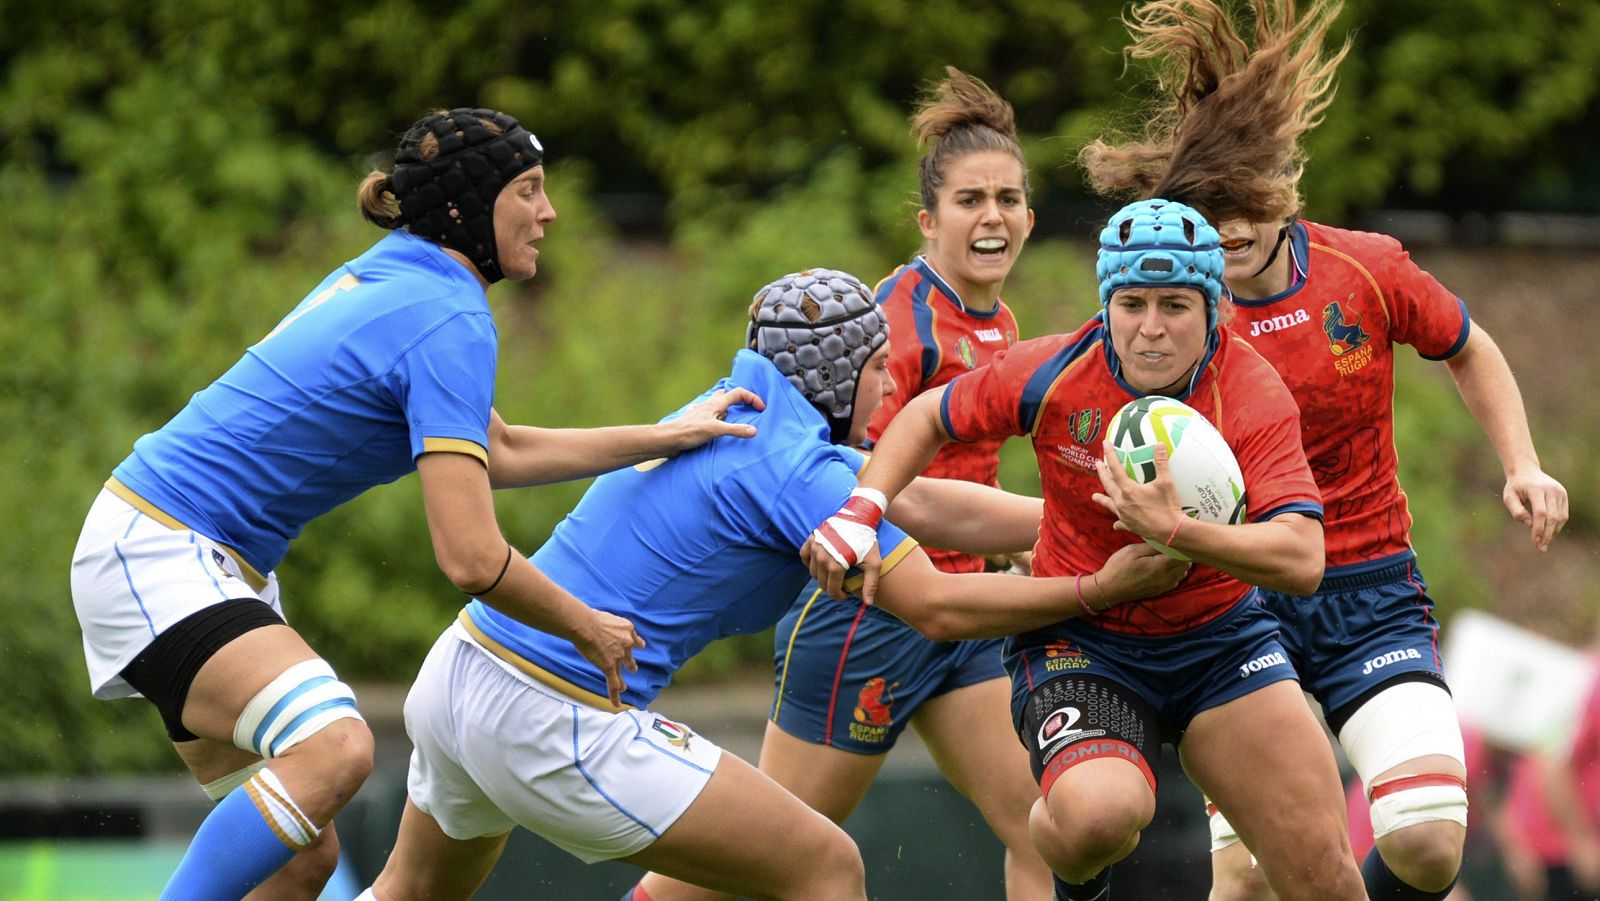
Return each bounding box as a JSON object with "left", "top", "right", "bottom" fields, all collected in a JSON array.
[
  {"left": 1091, "top": 543, "right": 1190, "bottom": 610},
  {"left": 574, "top": 610, "right": 646, "bottom": 708}
]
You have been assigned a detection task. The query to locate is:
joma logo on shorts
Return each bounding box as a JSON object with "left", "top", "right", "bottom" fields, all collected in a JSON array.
[
  {"left": 1362, "top": 648, "right": 1423, "bottom": 675},
  {"left": 1248, "top": 309, "right": 1311, "bottom": 337},
  {"left": 1239, "top": 651, "right": 1288, "bottom": 678}
]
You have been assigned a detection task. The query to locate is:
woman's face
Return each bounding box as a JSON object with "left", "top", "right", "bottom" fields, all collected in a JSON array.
[
  {"left": 1215, "top": 218, "right": 1288, "bottom": 294},
  {"left": 917, "top": 150, "right": 1033, "bottom": 302},
  {"left": 847, "top": 344, "right": 896, "bottom": 446},
  {"left": 493, "top": 167, "right": 558, "bottom": 282},
  {"left": 1106, "top": 286, "right": 1210, "bottom": 395}
]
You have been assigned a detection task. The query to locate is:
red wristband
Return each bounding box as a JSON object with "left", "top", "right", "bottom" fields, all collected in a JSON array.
[
  {"left": 1166, "top": 515, "right": 1187, "bottom": 549},
  {"left": 1074, "top": 573, "right": 1097, "bottom": 616}
]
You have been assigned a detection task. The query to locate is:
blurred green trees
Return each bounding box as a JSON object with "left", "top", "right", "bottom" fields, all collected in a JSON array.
[{"left": 3, "top": 0, "right": 1596, "bottom": 773}]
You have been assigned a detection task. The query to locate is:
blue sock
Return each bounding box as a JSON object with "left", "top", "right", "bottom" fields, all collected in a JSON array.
[
  {"left": 158, "top": 782, "right": 297, "bottom": 900},
  {"left": 1053, "top": 867, "right": 1111, "bottom": 901},
  {"left": 1361, "top": 846, "right": 1456, "bottom": 900}
]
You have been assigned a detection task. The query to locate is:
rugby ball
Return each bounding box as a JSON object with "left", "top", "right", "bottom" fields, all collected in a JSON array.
[{"left": 1110, "top": 396, "right": 1247, "bottom": 560}]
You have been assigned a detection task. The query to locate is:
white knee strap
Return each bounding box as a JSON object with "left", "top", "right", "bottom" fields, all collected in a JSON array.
[
  {"left": 1337, "top": 681, "right": 1464, "bottom": 784},
  {"left": 233, "top": 659, "right": 363, "bottom": 758},
  {"left": 1369, "top": 774, "right": 1468, "bottom": 839},
  {"left": 1207, "top": 800, "right": 1242, "bottom": 852},
  {"left": 201, "top": 759, "right": 267, "bottom": 801}
]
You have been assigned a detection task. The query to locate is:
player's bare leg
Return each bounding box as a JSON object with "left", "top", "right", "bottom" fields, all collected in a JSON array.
[
  {"left": 1182, "top": 681, "right": 1364, "bottom": 901},
  {"left": 1027, "top": 756, "right": 1154, "bottom": 884},
  {"left": 366, "top": 798, "right": 509, "bottom": 901},
  {"left": 1210, "top": 839, "right": 1277, "bottom": 901},
  {"left": 626, "top": 751, "right": 866, "bottom": 901},
  {"left": 638, "top": 722, "right": 885, "bottom": 901},
  {"left": 913, "top": 678, "right": 1052, "bottom": 901}
]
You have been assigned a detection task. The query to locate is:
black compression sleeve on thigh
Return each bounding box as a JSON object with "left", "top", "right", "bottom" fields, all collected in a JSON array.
[{"left": 120, "top": 599, "right": 286, "bottom": 742}]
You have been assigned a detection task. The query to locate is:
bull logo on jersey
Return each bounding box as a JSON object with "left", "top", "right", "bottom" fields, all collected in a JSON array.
[
  {"left": 853, "top": 677, "right": 896, "bottom": 726},
  {"left": 651, "top": 717, "right": 693, "bottom": 750},
  {"left": 1070, "top": 409, "right": 1103, "bottom": 446},
  {"left": 955, "top": 336, "right": 978, "bottom": 370},
  {"left": 1322, "top": 299, "right": 1371, "bottom": 356}
]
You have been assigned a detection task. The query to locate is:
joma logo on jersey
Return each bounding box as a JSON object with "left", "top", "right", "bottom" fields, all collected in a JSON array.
[
  {"left": 1070, "top": 409, "right": 1103, "bottom": 445},
  {"left": 975, "top": 328, "right": 1005, "bottom": 343},
  {"left": 1248, "top": 308, "right": 1311, "bottom": 337},
  {"left": 1239, "top": 651, "right": 1288, "bottom": 678},
  {"left": 1362, "top": 648, "right": 1423, "bottom": 675}
]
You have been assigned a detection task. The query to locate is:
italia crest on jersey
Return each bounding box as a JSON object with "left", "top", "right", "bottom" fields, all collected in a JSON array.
[
  {"left": 955, "top": 336, "right": 978, "bottom": 370},
  {"left": 1070, "top": 408, "right": 1103, "bottom": 446},
  {"left": 651, "top": 716, "right": 692, "bottom": 749}
]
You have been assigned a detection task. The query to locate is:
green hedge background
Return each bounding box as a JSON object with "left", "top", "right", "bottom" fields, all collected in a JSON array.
[{"left": 4, "top": 0, "right": 1597, "bottom": 774}]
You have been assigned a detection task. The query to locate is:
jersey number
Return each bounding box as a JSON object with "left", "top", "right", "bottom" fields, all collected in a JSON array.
[{"left": 257, "top": 273, "right": 361, "bottom": 344}]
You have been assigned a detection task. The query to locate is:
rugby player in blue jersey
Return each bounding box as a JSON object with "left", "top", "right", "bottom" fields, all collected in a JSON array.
[
  {"left": 353, "top": 269, "right": 1186, "bottom": 901},
  {"left": 69, "top": 107, "right": 760, "bottom": 901}
]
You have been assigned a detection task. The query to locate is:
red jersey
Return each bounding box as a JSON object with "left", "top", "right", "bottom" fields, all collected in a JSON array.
[
  {"left": 941, "top": 316, "right": 1321, "bottom": 636},
  {"left": 1226, "top": 221, "right": 1470, "bottom": 568},
  {"left": 870, "top": 256, "right": 1020, "bottom": 574}
]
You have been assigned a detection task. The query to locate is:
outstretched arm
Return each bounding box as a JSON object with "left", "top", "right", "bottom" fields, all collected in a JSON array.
[
  {"left": 873, "top": 542, "right": 1189, "bottom": 641},
  {"left": 805, "top": 387, "right": 953, "bottom": 601},
  {"left": 1445, "top": 323, "right": 1568, "bottom": 551},
  {"left": 485, "top": 388, "right": 766, "bottom": 487},
  {"left": 417, "top": 452, "right": 643, "bottom": 707},
  {"left": 890, "top": 477, "right": 1042, "bottom": 557}
]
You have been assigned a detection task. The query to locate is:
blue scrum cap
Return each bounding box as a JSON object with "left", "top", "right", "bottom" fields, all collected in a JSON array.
[{"left": 1096, "top": 199, "right": 1226, "bottom": 329}]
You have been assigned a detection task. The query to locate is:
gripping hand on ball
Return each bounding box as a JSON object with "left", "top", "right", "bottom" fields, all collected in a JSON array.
[
  {"left": 803, "top": 488, "right": 887, "bottom": 602},
  {"left": 1094, "top": 438, "right": 1184, "bottom": 545}
]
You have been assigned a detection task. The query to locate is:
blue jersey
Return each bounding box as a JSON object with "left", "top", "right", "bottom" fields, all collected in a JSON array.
[
  {"left": 112, "top": 230, "right": 497, "bottom": 575},
  {"left": 464, "top": 350, "right": 918, "bottom": 709}
]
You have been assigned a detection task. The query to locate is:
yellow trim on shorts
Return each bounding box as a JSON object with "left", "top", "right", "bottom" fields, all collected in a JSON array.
[
  {"left": 841, "top": 536, "right": 918, "bottom": 593},
  {"left": 103, "top": 477, "right": 270, "bottom": 592},
  {"left": 456, "top": 610, "right": 633, "bottom": 713},
  {"left": 421, "top": 437, "right": 489, "bottom": 465},
  {"left": 770, "top": 586, "right": 828, "bottom": 723}
]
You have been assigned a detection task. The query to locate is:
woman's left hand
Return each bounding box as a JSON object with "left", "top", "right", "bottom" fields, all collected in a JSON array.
[
  {"left": 1503, "top": 468, "right": 1569, "bottom": 552},
  {"left": 663, "top": 388, "right": 766, "bottom": 453},
  {"left": 1092, "top": 438, "right": 1183, "bottom": 542}
]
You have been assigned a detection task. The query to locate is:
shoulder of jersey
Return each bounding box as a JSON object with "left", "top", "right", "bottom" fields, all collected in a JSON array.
[{"left": 1304, "top": 219, "right": 1405, "bottom": 260}]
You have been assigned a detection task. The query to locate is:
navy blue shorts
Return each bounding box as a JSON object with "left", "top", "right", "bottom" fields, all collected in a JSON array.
[
  {"left": 770, "top": 582, "right": 1006, "bottom": 754},
  {"left": 1007, "top": 593, "right": 1298, "bottom": 756},
  {"left": 1259, "top": 551, "right": 1449, "bottom": 733}
]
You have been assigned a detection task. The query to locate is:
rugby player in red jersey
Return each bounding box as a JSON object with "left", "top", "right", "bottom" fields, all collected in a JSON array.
[
  {"left": 1079, "top": 1, "right": 1570, "bottom": 898},
  {"left": 805, "top": 198, "right": 1366, "bottom": 901}
]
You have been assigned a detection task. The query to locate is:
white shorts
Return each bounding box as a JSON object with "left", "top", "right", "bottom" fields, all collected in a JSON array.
[
  {"left": 70, "top": 488, "right": 282, "bottom": 699},
  {"left": 404, "top": 622, "right": 724, "bottom": 863}
]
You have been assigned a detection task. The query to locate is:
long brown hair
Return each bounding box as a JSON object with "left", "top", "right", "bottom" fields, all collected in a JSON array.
[
  {"left": 1079, "top": 0, "right": 1349, "bottom": 225},
  {"left": 912, "top": 67, "right": 1031, "bottom": 211}
]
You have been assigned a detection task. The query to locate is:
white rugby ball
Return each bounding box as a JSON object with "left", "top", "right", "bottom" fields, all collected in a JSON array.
[{"left": 1109, "top": 396, "right": 1247, "bottom": 561}]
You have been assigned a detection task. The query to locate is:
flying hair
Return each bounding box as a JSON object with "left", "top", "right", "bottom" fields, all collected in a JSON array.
[
  {"left": 1079, "top": 0, "right": 1349, "bottom": 225},
  {"left": 912, "top": 66, "right": 1031, "bottom": 210}
]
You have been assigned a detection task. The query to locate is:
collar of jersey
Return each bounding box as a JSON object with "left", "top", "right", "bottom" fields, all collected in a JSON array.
[
  {"left": 912, "top": 255, "right": 1004, "bottom": 319},
  {"left": 1226, "top": 221, "right": 1311, "bottom": 308}
]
